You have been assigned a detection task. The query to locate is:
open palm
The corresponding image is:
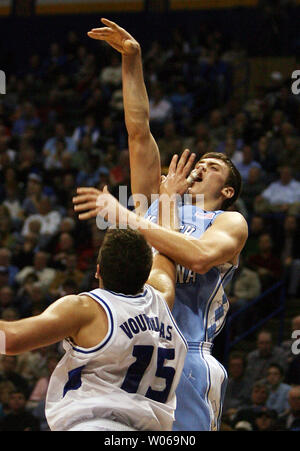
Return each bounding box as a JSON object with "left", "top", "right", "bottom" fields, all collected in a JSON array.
[{"left": 87, "top": 18, "right": 140, "bottom": 55}]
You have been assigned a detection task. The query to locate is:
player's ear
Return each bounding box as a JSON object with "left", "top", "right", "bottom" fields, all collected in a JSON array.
[
  {"left": 221, "top": 185, "right": 234, "bottom": 201},
  {"left": 95, "top": 264, "right": 100, "bottom": 279}
]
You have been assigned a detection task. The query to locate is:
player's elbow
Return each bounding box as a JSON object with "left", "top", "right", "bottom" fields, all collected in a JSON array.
[{"left": 190, "top": 253, "right": 212, "bottom": 275}]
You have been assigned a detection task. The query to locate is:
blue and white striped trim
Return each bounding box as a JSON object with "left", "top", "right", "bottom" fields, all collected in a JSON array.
[
  {"left": 200, "top": 342, "right": 213, "bottom": 430},
  {"left": 105, "top": 288, "right": 148, "bottom": 299},
  {"left": 71, "top": 292, "right": 114, "bottom": 354},
  {"left": 216, "top": 361, "right": 228, "bottom": 430},
  {"left": 204, "top": 265, "right": 234, "bottom": 342}
]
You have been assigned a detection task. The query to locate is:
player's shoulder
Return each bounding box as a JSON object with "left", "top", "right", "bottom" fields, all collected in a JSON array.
[{"left": 215, "top": 211, "right": 248, "bottom": 232}]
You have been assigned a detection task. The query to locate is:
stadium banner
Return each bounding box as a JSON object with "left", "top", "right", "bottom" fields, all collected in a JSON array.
[
  {"left": 36, "top": 0, "right": 143, "bottom": 15},
  {"left": 0, "top": 0, "right": 10, "bottom": 16},
  {"left": 170, "top": 0, "right": 258, "bottom": 9}
]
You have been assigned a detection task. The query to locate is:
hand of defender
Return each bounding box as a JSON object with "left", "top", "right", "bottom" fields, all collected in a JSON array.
[
  {"left": 72, "top": 185, "right": 127, "bottom": 225},
  {"left": 159, "top": 149, "right": 196, "bottom": 198},
  {"left": 87, "top": 18, "right": 140, "bottom": 55}
]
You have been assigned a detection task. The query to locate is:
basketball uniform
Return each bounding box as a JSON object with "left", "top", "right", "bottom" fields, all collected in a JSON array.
[
  {"left": 145, "top": 200, "right": 238, "bottom": 431},
  {"left": 45, "top": 284, "right": 187, "bottom": 431}
]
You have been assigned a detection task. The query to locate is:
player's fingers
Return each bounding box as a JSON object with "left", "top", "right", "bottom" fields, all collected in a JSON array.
[
  {"left": 101, "top": 18, "right": 119, "bottom": 29},
  {"left": 168, "top": 154, "right": 178, "bottom": 175},
  {"left": 78, "top": 208, "right": 101, "bottom": 221},
  {"left": 74, "top": 201, "right": 98, "bottom": 212},
  {"left": 182, "top": 152, "right": 196, "bottom": 178},
  {"left": 72, "top": 194, "right": 97, "bottom": 204},
  {"left": 76, "top": 187, "right": 101, "bottom": 195},
  {"left": 176, "top": 149, "right": 190, "bottom": 174}
]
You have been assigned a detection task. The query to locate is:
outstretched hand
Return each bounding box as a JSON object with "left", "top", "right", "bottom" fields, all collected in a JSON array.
[
  {"left": 72, "top": 186, "right": 128, "bottom": 227},
  {"left": 159, "top": 149, "right": 196, "bottom": 198},
  {"left": 87, "top": 18, "right": 140, "bottom": 55}
]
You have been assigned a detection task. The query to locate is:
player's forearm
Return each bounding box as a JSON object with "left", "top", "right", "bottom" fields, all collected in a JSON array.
[
  {"left": 127, "top": 211, "right": 209, "bottom": 274},
  {"left": 122, "top": 50, "right": 150, "bottom": 137}
]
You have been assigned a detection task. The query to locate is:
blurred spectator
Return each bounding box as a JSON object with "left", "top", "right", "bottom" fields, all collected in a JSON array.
[
  {"left": 0, "top": 381, "right": 15, "bottom": 419},
  {"left": 254, "top": 165, "right": 300, "bottom": 215},
  {"left": 222, "top": 352, "right": 252, "bottom": 421},
  {"left": 230, "top": 381, "right": 271, "bottom": 430},
  {"left": 43, "top": 122, "right": 77, "bottom": 158},
  {"left": 11, "top": 102, "right": 40, "bottom": 137},
  {"left": 264, "top": 363, "right": 291, "bottom": 415},
  {"left": 22, "top": 173, "right": 44, "bottom": 217},
  {"left": 21, "top": 196, "right": 62, "bottom": 240},
  {"left": 0, "top": 248, "right": 19, "bottom": 287},
  {"left": 157, "top": 121, "right": 183, "bottom": 167},
  {"left": 276, "top": 215, "right": 300, "bottom": 297},
  {"left": 240, "top": 167, "right": 267, "bottom": 215},
  {"left": 275, "top": 386, "right": 300, "bottom": 431},
  {"left": 253, "top": 408, "right": 278, "bottom": 431},
  {"left": 27, "top": 353, "right": 60, "bottom": 411},
  {"left": 247, "top": 233, "right": 282, "bottom": 291},
  {"left": 72, "top": 114, "right": 100, "bottom": 146},
  {"left": 15, "top": 251, "right": 56, "bottom": 290},
  {"left": 242, "top": 215, "right": 266, "bottom": 260},
  {"left": 0, "top": 390, "right": 40, "bottom": 431},
  {"left": 235, "top": 145, "right": 261, "bottom": 182},
  {"left": 99, "top": 53, "right": 122, "bottom": 88},
  {"left": 226, "top": 256, "right": 261, "bottom": 337},
  {"left": 0, "top": 286, "right": 15, "bottom": 315},
  {"left": 149, "top": 84, "right": 173, "bottom": 128},
  {"left": 244, "top": 330, "right": 288, "bottom": 385},
  {"left": 0, "top": 356, "right": 30, "bottom": 398},
  {"left": 49, "top": 253, "right": 83, "bottom": 298},
  {"left": 254, "top": 135, "right": 278, "bottom": 179}
]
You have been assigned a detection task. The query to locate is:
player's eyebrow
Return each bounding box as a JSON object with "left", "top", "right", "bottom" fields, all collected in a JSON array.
[{"left": 199, "top": 159, "right": 224, "bottom": 169}]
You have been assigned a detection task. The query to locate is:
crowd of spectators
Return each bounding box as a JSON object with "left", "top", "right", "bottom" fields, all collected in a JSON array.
[{"left": 0, "top": 16, "right": 299, "bottom": 431}]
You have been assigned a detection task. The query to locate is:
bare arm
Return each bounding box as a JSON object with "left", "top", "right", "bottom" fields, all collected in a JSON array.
[
  {"left": 88, "top": 18, "right": 161, "bottom": 214},
  {"left": 146, "top": 191, "right": 180, "bottom": 310},
  {"left": 0, "top": 295, "right": 96, "bottom": 355}
]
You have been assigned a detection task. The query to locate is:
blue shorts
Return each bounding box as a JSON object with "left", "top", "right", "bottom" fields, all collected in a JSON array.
[{"left": 173, "top": 342, "right": 228, "bottom": 431}]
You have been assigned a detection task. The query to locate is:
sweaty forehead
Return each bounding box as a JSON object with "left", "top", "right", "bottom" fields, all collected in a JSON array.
[{"left": 197, "top": 158, "right": 228, "bottom": 172}]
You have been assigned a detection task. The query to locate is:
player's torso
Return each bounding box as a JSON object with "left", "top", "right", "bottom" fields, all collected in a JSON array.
[{"left": 145, "top": 201, "right": 236, "bottom": 343}]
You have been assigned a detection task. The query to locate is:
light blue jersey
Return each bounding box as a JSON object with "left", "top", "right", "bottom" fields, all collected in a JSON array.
[{"left": 145, "top": 199, "right": 237, "bottom": 431}]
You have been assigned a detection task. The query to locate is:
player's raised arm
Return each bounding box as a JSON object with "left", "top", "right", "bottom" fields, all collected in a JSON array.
[{"left": 87, "top": 18, "right": 161, "bottom": 215}]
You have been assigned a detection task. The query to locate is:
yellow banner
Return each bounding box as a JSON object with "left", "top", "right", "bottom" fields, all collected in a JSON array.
[
  {"left": 0, "top": 0, "right": 10, "bottom": 15},
  {"left": 36, "top": 0, "right": 143, "bottom": 15}
]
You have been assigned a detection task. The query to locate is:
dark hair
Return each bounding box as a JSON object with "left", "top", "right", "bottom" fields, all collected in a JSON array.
[
  {"left": 267, "top": 363, "right": 284, "bottom": 377},
  {"left": 97, "top": 227, "right": 153, "bottom": 295},
  {"left": 199, "top": 152, "right": 242, "bottom": 210}
]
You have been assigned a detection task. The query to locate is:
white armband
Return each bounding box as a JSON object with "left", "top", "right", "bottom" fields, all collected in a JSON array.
[{"left": 0, "top": 331, "right": 6, "bottom": 354}]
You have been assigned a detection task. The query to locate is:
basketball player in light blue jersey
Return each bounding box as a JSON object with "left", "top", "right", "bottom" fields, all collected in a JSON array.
[{"left": 83, "top": 19, "right": 248, "bottom": 431}]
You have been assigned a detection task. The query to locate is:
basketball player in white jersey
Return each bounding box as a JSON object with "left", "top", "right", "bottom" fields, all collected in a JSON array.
[
  {"left": 76, "top": 19, "right": 248, "bottom": 431},
  {"left": 0, "top": 218, "right": 187, "bottom": 430}
]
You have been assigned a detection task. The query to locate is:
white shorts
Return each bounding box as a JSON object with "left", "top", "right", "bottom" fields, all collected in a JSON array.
[{"left": 67, "top": 418, "right": 138, "bottom": 431}]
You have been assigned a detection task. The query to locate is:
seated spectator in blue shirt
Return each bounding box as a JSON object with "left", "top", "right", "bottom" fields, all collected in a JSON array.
[
  {"left": 254, "top": 165, "right": 300, "bottom": 215},
  {"left": 235, "top": 145, "right": 261, "bottom": 182},
  {"left": 43, "top": 122, "right": 77, "bottom": 158},
  {"left": 264, "top": 363, "right": 291, "bottom": 415},
  {"left": 275, "top": 386, "right": 300, "bottom": 431},
  {"left": 12, "top": 102, "right": 40, "bottom": 137}
]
